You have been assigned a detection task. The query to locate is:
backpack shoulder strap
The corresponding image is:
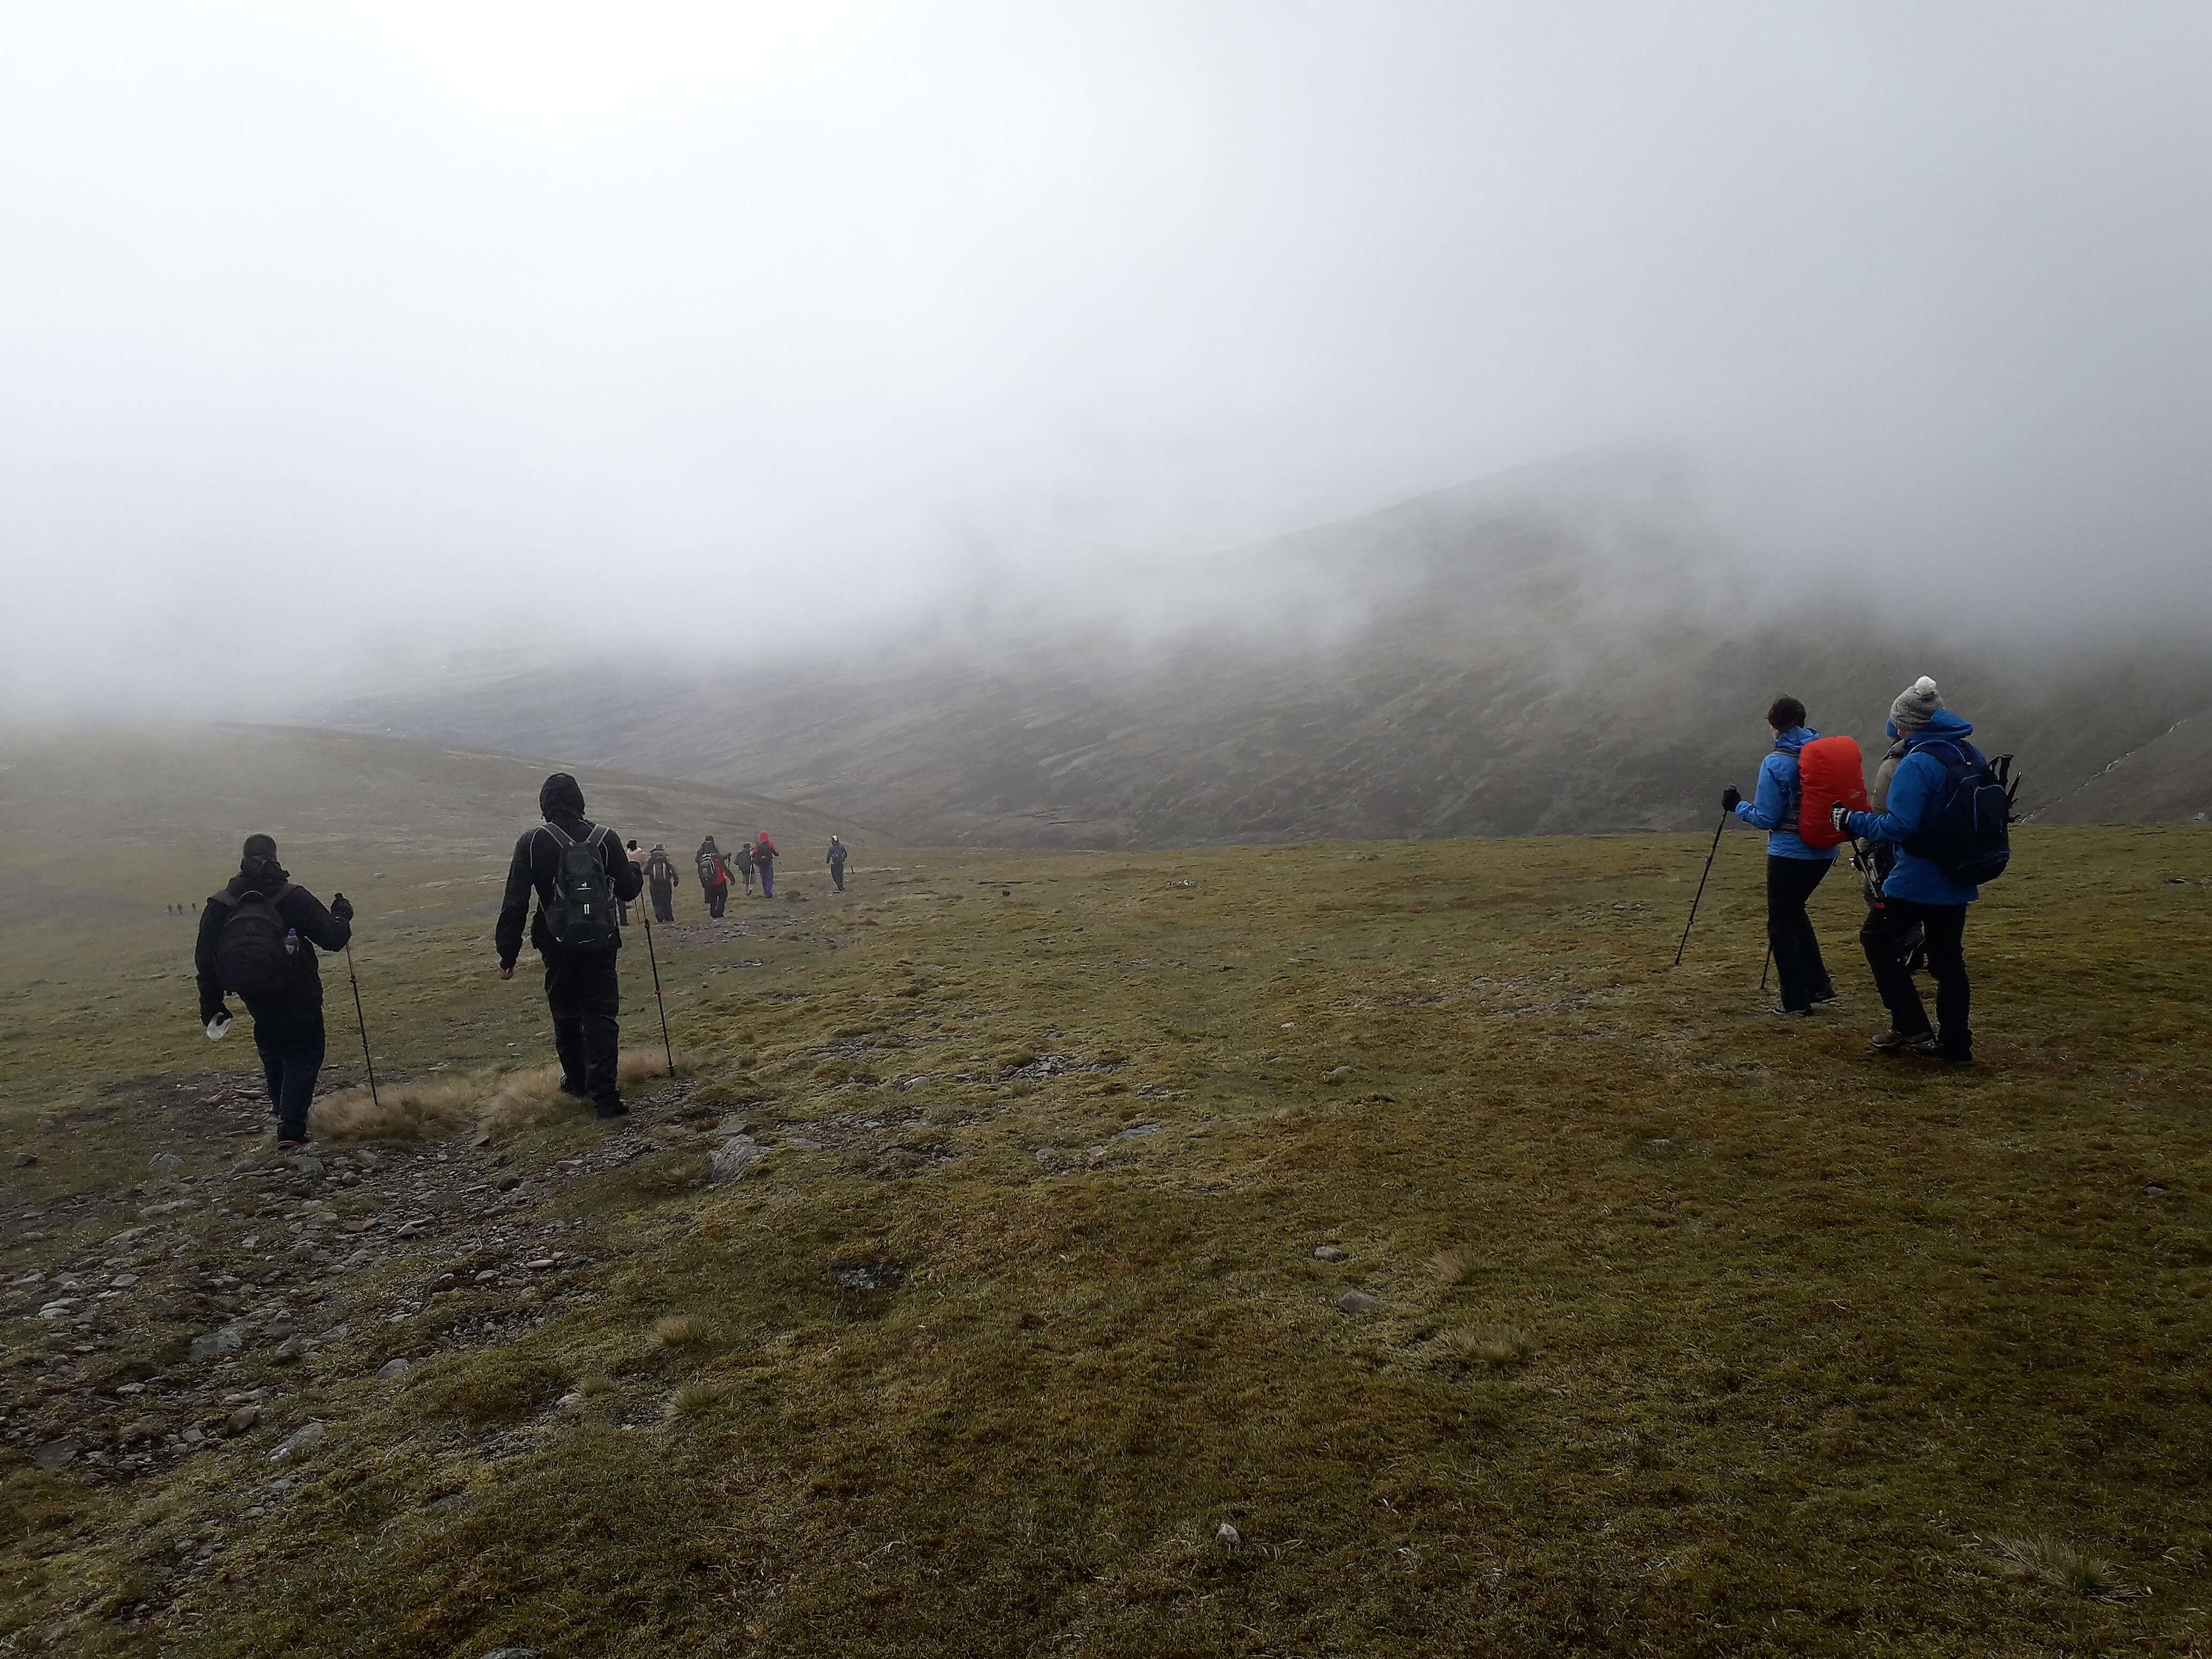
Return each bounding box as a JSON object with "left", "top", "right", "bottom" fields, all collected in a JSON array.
[
  {"left": 541, "top": 821, "right": 577, "bottom": 849},
  {"left": 210, "top": 890, "right": 239, "bottom": 910}
]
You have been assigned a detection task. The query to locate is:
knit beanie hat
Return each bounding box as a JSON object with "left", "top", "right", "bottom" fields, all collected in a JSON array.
[{"left": 1889, "top": 676, "right": 1944, "bottom": 736}]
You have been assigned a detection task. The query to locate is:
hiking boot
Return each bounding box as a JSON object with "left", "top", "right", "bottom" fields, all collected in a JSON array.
[
  {"left": 558, "top": 1078, "right": 589, "bottom": 1100},
  {"left": 594, "top": 1098, "right": 630, "bottom": 1120},
  {"left": 1770, "top": 1004, "right": 1810, "bottom": 1017},
  {"left": 276, "top": 1128, "right": 309, "bottom": 1150},
  {"left": 1870, "top": 1028, "right": 1930, "bottom": 1052}
]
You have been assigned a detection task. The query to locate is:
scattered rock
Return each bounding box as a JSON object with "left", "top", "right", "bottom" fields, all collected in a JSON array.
[
  {"left": 148, "top": 1152, "right": 185, "bottom": 1171},
  {"left": 110, "top": 1272, "right": 139, "bottom": 1288},
  {"left": 1114, "top": 1123, "right": 1162, "bottom": 1139},
  {"left": 1336, "top": 1291, "right": 1380, "bottom": 1314},
  {"left": 1647, "top": 1137, "right": 1672, "bottom": 1149},
  {"left": 225, "top": 1406, "right": 261, "bottom": 1435},
  {"left": 190, "top": 1324, "right": 246, "bottom": 1363},
  {"left": 1034, "top": 1147, "right": 1057, "bottom": 1162},
  {"left": 290, "top": 1155, "right": 324, "bottom": 1177},
  {"left": 2143, "top": 1184, "right": 2168, "bottom": 1197},
  {"left": 1327, "top": 1065, "right": 1352, "bottom": 1076},
  {"left": 375, "top": 1358, "right": 412, "bottom": 1381},
  {"left": 1215, "top": 1522, "right": 1241, "bottom": 1547},
  {"left": 140, "top": 1199, "right": 199, "bottom": 1218},
  {"left": 828, "top": 1260, "right": 906, "bottom": 1292},
  {"left": 709, "top": 1136, "right": 766, "bottom": 1185},
  {"left": 523, "top": 1258, "right": 557, "bottom": 1272},
  {"left": 1313, "top": 1245, "right": 1349, "bottom": 1262},
  {"left": 481, "top": 1648, "right": 543, "bottom": 1658},
  {"left": 270, "top": 1336, "right": 305, "bottom": 1365},
  {"left": 33, "top": 1440, "right": 79, "bottom": 1470},
  {"left": 11, "top": 1153, "right": 35, "bottom": 1168},
  {"left": 268, "top": 1421, "right": 326, "bottom": 1463}
]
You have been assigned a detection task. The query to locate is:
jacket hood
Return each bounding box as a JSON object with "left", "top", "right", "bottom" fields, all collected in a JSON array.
[
  {"left": 1772, "top": 724, "right": 1818, "bottom": 754},
  {"left": 539, "top": 773, "right": 586, "bottom": 820},
  {"left": 230, "top": 862, "right": 288, "bottom": 896},
  {"left": 1904, "top": 709, "right": 1974, "bottom": 745}
]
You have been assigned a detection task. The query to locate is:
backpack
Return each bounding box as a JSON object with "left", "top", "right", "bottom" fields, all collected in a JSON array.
[
  {"left": 211, "top": 885, "right": 296, "bottom": 998},
  {"left": 698, "top": 851, "right": 724, "bottom": 886},
  {"left": 542, "top": 824, "right": 619, "bottom": 952},
  {"left": 1795, "top": 735, "right": 1871, "bottom": 851},
  {"left": 1907, "top": 741, "right": 2021, "bottom": 887}
]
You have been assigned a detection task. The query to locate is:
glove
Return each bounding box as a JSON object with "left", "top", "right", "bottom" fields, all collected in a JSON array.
[
  {"left": 330, "top": 893, "right": 354, "bottom": 923},
  {"left": 1830, "top": 803, "right": 1855, "bottom": 835},
  {"left": 205, "top": 1010, "right": 234, "bottom": 1042},
  {"left": 1721, "top": 786, "right": 1742, "bottom": 812}
]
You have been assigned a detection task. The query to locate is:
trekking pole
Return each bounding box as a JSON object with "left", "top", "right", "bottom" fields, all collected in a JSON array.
[
  {"left": 1671, "top": 810, "right": 1731, "bottom": 967},
  {"left": 640, "top": 913, "right": 676, "bottom": 1079},
  {"left": 1759, "top": 944, "right": 1773, "bottom": 991},
  {"left": 342, "top": 941, "right": 380, "bottom": 1110}
]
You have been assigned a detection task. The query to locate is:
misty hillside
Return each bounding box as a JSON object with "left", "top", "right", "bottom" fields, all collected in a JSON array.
[
  {"left": 330, "top": 460, "right": 2212, "bottom": 848},
  {"left": 2034, "top": 712, "right": 2212, "bottom": 826},
  {"left": 0, "top": 725, "right": 864, "bottom": 930}
]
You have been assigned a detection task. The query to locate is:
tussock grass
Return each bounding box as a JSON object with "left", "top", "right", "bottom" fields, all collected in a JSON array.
[
  {"left": 1449, "top": 1324, "right": 1535, "bottom": 1369},
  {"left": 666, "top": 1381, "right": 731, "bottom": 1419},
  {"left": 650, "top": 1315, "right": 703, "bottom": 1349},
  {"left": 1990, "top": 1534, "right": 2128, "bottom": 1600},
  {"left": 1428, "top": 1247, "right": 1473, "bottom": 1285},
  {"left": 311, "top": 1048, "right": 685, "bottom": 1140}
]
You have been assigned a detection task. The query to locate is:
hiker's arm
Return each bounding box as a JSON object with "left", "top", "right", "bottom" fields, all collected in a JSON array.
[
  {"left": 286, "top": 888, "right": 352, "bottom": 953},
  {"left": 1736, "top": 757, "right": 1786, "bottom": 831},
  {"left": 193, "top": 904, "right": 226, "bottom": 1023},
  {"left": 606, "top": 838, "right": 644, "bottom": 901},
  {"left": 495, "top": 833, "right": 536, "bottom": 970},
  {"left": 1847, "top": 756, "right": 1926, "bottom": 846}
]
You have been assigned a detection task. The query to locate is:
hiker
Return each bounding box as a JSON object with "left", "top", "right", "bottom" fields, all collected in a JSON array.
[
  {"left": 826, "top": 835, "right": 848, "bottom": 892},
  {"left": 735, "top": 840, "right": 757, "bottom": 896},
  {"left": 1835, "top": 681, "right": 1987, "bottom": 1063},
  {"left": 753, "top": 831, "right": 779, "bottom": 896},
  {"left": 1723, "top": 695, "right": 1837, "bottom": 1015},
  {"left": 1855, "top": 677, "right": 1938, "bottom": 976},
  {"left": 495, "top": 773, "right": 646, "bottom": 1119},
  {"left": 697, "top": 835, "right": 732, "bottom": 918},
  {"left": 644, "top": 843, "right": 680, "bottom": 923},
  {"left": 194, "top": 834, "right": 354, "bottom": 1150}
]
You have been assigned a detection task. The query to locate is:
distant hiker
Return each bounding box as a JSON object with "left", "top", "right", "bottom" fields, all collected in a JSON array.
[
  {"left": 735, "top": 840, "right": 757, "bottom": 895},
  {"left": 194, "top": 834, "right": 354, "bottom": 1149},
  {"left": 1835, "top": 682, "right": 2006, "bottom": 1064},
  {"left": 697, "top": 836, "right": 732, "bottom": 918},
  {"left": 753, "top": 831, "right": 780, "bottom": 897},
  {"left": 1724, "top": 696, "right": 1837, "bottom": 1015},
  {"left": 495, "top": 773, "right": 646, "bottom": 1119},
  {"left": 1857, "top": 676, "right": 1941, "bottom": 978},
  {"left": 826, "top": 835, "right": 848, "bottom": 892},
  {"left": 644, "top": 842, "right": 680, "bottom": 923}
]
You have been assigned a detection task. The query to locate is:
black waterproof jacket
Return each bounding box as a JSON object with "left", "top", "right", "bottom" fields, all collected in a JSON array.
[
  {"left": 195, "top": 872, "right": 351, "bottom": 1022},
  {"left": 496, "top": 778, "right": 644, "bottom": 970}
]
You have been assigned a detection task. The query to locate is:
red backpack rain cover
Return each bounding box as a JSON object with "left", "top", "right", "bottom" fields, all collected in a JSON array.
[{"left": 1796, "top": 734, "right": 1871, "bottom": 851}]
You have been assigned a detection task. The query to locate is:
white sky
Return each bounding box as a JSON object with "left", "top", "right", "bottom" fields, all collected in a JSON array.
[{"left": 5, "top": 2, "right": 2211, "bottom": 714}]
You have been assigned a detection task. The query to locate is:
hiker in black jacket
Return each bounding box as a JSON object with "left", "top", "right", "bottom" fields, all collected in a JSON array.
[
  {"left": 643, "top": 843, "right": 680, "bottom": 923},
  {"left": 826, "top": 835, "right": 848, "bottom": 892},
  {"left": 496, "top": 774, "right": 646, "bottom": 1118},
  {"left": 195, "top": 834, "right": 353, "bottom": 1149}
]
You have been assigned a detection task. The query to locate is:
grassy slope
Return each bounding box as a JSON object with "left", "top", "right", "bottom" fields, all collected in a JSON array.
[{"left": 2, "top": 796, "right": 2208, "bottom": 1654}]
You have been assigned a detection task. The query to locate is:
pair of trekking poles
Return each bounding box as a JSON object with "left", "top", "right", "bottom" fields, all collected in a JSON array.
[
  {"left": 1671, "top": 805, "right": 1781, "bottom": 987},
  {"left": 336, "top": 907, "right": 678, "bottom": 1109}
]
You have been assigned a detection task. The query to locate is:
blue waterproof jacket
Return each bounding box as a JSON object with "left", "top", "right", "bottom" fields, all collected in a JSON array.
[
  {"left": 1842, "top": 709, "right": 1981, "bottom": 906},
  {"left": 1733, "top": 726, "right": 1834, "bottom": 861}
]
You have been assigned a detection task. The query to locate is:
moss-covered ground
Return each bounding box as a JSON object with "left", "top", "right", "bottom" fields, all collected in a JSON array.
[{"left": 4, "top": 815, "right": 2209, "bottom": 1656}]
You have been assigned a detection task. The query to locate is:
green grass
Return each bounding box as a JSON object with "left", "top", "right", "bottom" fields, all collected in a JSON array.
[{"left": 3, "top": 809, "right": 2210, "bottom": 1657}]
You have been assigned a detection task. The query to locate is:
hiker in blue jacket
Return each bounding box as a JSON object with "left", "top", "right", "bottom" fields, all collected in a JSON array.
[
  {"left": 1835, "top": 685, "right": 1982, "bottom": 1063},
  {"left": 1723, "top": 696, "right": 1837, "bottom": 1015}
]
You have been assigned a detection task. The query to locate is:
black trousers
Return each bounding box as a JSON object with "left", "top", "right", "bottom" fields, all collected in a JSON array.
[
  {"left": 541, "top": 946, "right": 622, "bottom": 1107},
  {"left": 706, "top": 883, "right": 728, "bottom": 918},
  {"left": 649, "top": 881, "right": 675, "bottom": 923},
  {"left": 251, "top": 1005, "right": 326, "bottom": 1139},
  {"left": 831, "top": 862, "right": 845, "bottom": 891},
  {"left": 1862, "top": 898, "right": 1971, "bottom": 1057},
  {"left": 1767, "top": 855, "right": 1835, "bottom": 1012}
]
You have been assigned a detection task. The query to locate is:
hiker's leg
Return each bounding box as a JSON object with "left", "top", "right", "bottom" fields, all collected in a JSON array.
[
  {"left": 1919, "top": 903, "right": 1972, "bottom": 1058},
  {"left": 1766, "top": 856, "right": 1818, "bottom": 1010},
  {"left": 252, "top": 1018, "right": 286, "bottom": 1113},
  {"left": 576, "top": 951, "right": 623, "bottom": 1107},
  {"left": 1798, "top": 857, "right": 1834, "bottom": 998},
  {"left": 275, "top": 1014, "right": 325, "bottom": 1141},
  {"left": 1860, "top": 901, "right": 1930, "bottom": 1035},
  {"left": 542, "top": 951, "right": 587, "bottom": 1088},
  {"left": 762, "top": 865, "right": 774, "bottom": 898}
]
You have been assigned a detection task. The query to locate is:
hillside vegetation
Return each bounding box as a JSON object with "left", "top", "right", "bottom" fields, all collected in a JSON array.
[
  {"left": 2, "top": 732, "right": 2207, "bottom": 1656},
  {"left": 332, "top": 456, "right": 2212, "bottom": 846}
]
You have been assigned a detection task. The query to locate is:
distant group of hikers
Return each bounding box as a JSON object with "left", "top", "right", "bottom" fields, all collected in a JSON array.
[
  {"left": 194, "top": 677, "right": 2010, "bottom": 1150},
  {"left": 1721, "top": 673, "right": 2016, "bottom": 1065},
  {"left": 194, "top": 777, "right": 855, "bottom": 1142}
]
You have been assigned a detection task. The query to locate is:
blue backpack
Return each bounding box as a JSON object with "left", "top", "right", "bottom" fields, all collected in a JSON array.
[{"left": 1907, "top": 741, "right": 2020, "bottom": 887}]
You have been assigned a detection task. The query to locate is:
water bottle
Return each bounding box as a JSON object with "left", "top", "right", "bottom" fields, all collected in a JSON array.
[{"left": 285, "top": 928, "right": 301, "bottom": 959}]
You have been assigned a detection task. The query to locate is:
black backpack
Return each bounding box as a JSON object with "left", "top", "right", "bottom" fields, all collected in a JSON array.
[
  {"left": 211, "top": 885, "right": 296, "bottom": 998},
  {"left": 1909, "top": 741, "right": 2021, "bottom": 887},
  {"left": 542, "top": 825, "right": 619, "bottom": 952}
]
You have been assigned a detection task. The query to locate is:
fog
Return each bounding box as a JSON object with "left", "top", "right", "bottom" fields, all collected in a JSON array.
[{"left": 6, "top": 1, "right": 2211, "bottom": 719}]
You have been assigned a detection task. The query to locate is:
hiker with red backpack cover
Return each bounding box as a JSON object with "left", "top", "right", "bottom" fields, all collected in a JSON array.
[
  {"left": 696, "top": 836, "right": 733, "bottom": 918},
  {"left": 1722, "top": 695, "right": 1839, "bottom": 1015},
  {"left": 194, "top": 834, "right": 354, "bottom": 1149},
  {"left": 496, "top": 774, "right": 647, "bottom": 1118},
  {"left": 1833, "top": 678, "right": 2018, "bottom": 1066}
]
